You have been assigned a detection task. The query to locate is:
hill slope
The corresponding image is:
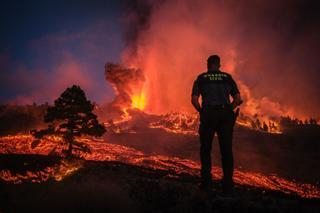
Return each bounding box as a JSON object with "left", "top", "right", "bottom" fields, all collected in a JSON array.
[{"left": 1, "top": 154, "right": 319, "bottom": 213}]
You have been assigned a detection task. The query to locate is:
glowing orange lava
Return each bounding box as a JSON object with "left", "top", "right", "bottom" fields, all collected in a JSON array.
[
  {"left": 131, "top": 91, "right": 146, "bottom": 110},
  {"left": 0, "top": 134, "right": 320, "bottom": 199}
]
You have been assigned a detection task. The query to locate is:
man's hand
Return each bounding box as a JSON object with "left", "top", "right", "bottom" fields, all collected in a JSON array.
[
  {"left": 191, "top": 95, "right": 202, "bottom": 113},
  {"left": 231, "top": 93, "right": 243, "bottom": 110}
]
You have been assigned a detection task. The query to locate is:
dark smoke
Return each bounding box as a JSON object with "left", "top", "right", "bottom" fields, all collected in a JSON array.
[
  {"left": 105, "top": 63, "right": 144, "bottom": 110},
  {"left": 121, "top": 0, "right": 165, "bottom": 60}
]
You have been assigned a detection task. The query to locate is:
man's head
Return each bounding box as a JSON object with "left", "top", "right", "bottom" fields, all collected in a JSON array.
[{"left": 207, "top": 55, "right": 221, "bottom": 70}]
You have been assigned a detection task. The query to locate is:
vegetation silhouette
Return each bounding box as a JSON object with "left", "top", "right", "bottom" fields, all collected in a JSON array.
[{"left": 32, "top": 85, "right": 106, "bottom": 157}]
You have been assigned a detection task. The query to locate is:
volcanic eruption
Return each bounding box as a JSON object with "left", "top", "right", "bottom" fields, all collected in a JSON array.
[
  {"left": 118, "top": 0, "right": 320, "bottom": 122},
  {"left": 1, "top": 1, "right": 320, "bottom": 212}
]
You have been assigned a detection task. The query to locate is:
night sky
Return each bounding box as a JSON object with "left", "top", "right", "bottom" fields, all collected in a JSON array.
[
  {"left": 0, "top": 0, "right": 124, "bottom": 104},
  {"left": 1, "top": 0, "right": 320, "bottom": 118}
]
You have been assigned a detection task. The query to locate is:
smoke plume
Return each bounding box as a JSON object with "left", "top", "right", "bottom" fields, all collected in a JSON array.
[
  {"left": 105, "top": 63, "right": 145, "bottom": 110},
  {"left": 121, "top": 0, "right": 320, "bottom": 119}
]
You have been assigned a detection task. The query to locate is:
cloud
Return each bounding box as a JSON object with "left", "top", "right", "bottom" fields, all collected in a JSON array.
[
  {"left": 0, "top": 20, "right": 122, "bottom": 104},
  {"left": 1, "top": 52, "right": 95, "bottom": 103}
]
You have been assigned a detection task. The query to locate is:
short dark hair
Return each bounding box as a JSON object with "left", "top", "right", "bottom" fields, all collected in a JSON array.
[{"left": 207, "top": 55, "right": 220, "bottom": 69}]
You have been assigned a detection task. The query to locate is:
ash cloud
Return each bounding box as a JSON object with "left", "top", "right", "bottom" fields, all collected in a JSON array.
[
  {"left": 122, "top": 0, "right": 320, "bottom": 119},
  {"left": 105, "top": 63, "right": 144, "bottom": 110},
  {"left": 121, "top": 0, "right": 164, "bottom": 60}
]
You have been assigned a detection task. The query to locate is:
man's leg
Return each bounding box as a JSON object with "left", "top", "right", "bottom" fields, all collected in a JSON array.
[
  {"left": 217, "top": 109, "right": 235, "bottom": 192},
  {"left": 199, "top": 115, "right": 214, "bottom": 187}
]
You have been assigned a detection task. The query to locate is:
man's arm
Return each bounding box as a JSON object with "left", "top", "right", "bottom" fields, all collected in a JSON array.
[
  {"left": 229, "top": 75, "right": 243, "bottom": 109},
  {"left": 191, "top": 95, "right": 202, "bottom": 112},
  {"left": 231, "top": 93, "right": 243, "bottom": 109},
  {"left": 191, "top": 77, "right": 202, "bottom": 112}
]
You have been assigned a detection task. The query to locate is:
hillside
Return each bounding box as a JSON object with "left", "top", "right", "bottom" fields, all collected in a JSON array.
[{"left": 1, "top": 154, "right": 319, "bottom": 213}]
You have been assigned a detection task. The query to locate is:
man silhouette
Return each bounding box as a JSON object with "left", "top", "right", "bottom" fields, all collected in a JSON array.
[{"left": 191, "top": 55, "right": 242, "bottom": 194}]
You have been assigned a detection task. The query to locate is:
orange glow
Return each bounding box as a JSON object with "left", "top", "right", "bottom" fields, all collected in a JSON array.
[
  {"left": 119, "top": 1, "right": 316, "bottom": 121},
  {"left": 131, "top": 91, "right": 146, "bottom": 110},
  {"left": 149, "top": 112, "right": 283, "bottom": 135},
  {"left": 149, "top": 112, "right": 199, "bottom": 135},
  {"left": 0, "top": 134, "right": 320, "bottom": 198},
  {"left": 0, "top": 157, "right": 82, "bottom": 184}
]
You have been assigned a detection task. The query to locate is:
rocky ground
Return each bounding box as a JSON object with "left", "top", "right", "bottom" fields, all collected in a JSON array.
[{"left": 1, "top": 154, "right": 319, "bottom": 213}]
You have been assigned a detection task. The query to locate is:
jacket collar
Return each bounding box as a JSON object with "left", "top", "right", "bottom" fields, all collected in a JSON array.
[{"left": 207, "top": 69, "right": 221, "bottom": 73}]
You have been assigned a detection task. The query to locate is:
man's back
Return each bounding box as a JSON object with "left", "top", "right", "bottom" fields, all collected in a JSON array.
[
  {"left": 192, "top": 70, "right": 239, "bottom": 107},
  {"left": 191, "top": 55, "right": 242, "bottom": 194}
]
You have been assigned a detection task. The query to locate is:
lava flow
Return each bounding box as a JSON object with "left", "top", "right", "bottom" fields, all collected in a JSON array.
[
  {"left": 0, "top": 134, "right": 319, "bottom": 199},
  {"left": 148, "top": 112, "right": 284, "bottom": 135}
]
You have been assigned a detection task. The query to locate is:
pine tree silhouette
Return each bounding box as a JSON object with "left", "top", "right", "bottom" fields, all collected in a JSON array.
[{"left": 32, "top": 85, "right": 106, "bottom": 156}]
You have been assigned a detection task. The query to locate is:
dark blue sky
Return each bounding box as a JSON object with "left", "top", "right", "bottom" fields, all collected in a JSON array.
[{"left": 0, "top": 0, "right": 124, "bottom": 104}]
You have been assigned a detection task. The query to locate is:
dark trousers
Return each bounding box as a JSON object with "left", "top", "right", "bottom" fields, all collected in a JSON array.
[{"left": 199, "top": 106, "right": 235, "bottom": 185}]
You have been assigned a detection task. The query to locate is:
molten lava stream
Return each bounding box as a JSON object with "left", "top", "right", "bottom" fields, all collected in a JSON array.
[{"left": 0, "top": 134, "right": 319, "bottom": 199}]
